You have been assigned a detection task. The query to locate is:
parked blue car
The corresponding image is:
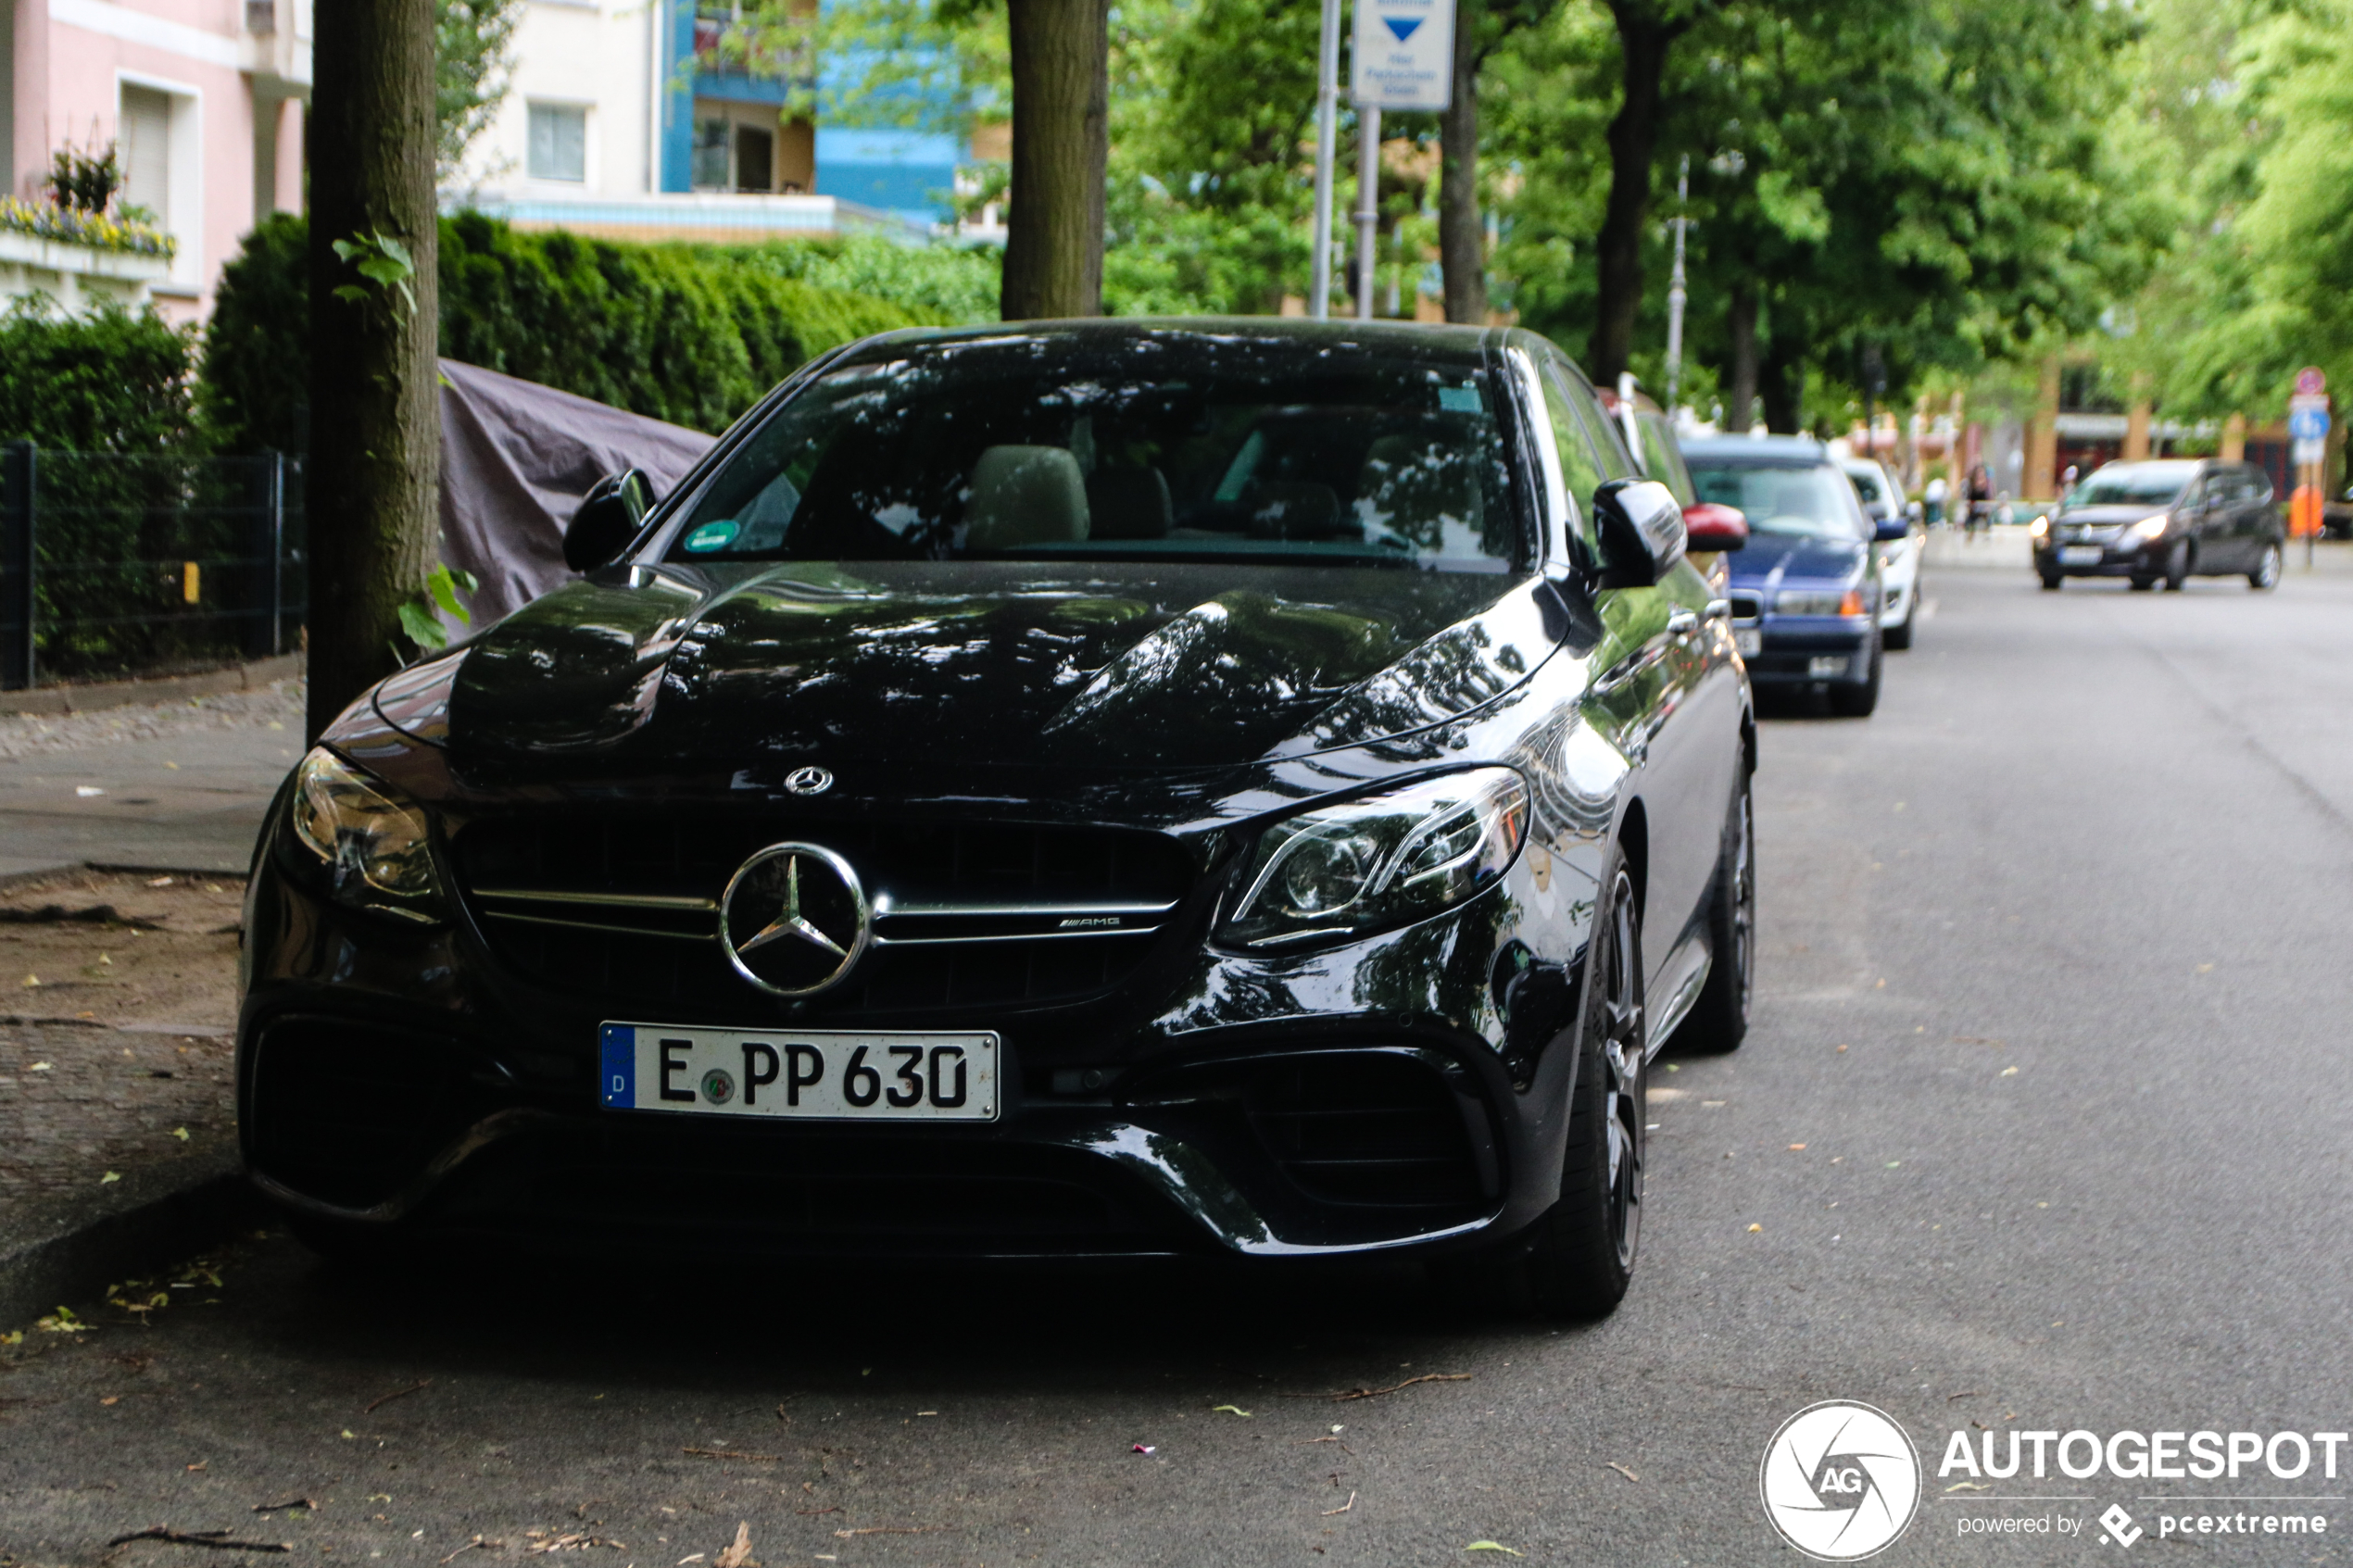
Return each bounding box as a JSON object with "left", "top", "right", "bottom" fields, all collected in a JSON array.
[{"left": 1681, "top": 435, "right": 1906, "bottom": 717}]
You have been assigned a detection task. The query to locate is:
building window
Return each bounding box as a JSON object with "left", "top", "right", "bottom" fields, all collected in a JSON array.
[
  {"left": 527, "top": 104, "right": 586, "bottom": 182},
  {"left": 120, "top": 85, "right": 174, "bottom": 226},
  {"left": 691, "top": 117, "right": 730, "bottom": 191}
]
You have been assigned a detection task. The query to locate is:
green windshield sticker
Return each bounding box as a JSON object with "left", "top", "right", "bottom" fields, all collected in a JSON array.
[
  {"left": 684, "top": 520, "right": 740, "bottom": 553},
  {"left": 1438, "top": 385, "right": 1484, "bottom": 413}
]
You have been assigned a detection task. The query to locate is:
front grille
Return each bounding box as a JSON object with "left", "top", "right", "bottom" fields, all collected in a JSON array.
[
  {"left": 450, "top": 815, "right": 1193, "bottom": 1016},
  {"left": 249, "top": 1018, "right": 459, "bottom": 1208}
]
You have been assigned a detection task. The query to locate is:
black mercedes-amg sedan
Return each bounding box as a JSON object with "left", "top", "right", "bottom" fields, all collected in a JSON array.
[{"left": 241, "top": 320, "right": 1755, "bottom": 1317}]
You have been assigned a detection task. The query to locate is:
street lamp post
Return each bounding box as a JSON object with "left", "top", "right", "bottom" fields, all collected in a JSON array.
[{"left": 1354, "top": 104, "right": 1381, "bottom": 320}]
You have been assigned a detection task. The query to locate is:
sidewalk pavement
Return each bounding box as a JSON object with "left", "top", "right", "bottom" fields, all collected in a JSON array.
[
  {"left": 0, "top": 672, "right": 292, "bottom": 1329},
  {"left": 1920, "top": 525, "right": 2353, "bottom": 575}
]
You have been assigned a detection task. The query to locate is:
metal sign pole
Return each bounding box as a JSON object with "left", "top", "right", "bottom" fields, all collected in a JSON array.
[
  {"left": 1664, "top": 157, "right": 1689, "bottom": 412},
  {"left": 1354, "top": 103, "right": 1381, "bottom": 320},
  {"left": 1309, "top": 0, "right": 1343, "bottom": 320}
]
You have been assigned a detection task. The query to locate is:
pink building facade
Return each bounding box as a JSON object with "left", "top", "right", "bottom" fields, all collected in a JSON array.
[{"left": 5, "top": 0, "right": 308, "bottom": 319}]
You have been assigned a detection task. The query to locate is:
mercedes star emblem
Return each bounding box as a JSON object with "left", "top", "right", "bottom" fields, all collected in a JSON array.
[
  {"left": 718, "top": 843, "right": 871, "bottom": 997},
  {"left": 785, "top": 765, "right": 836, "bottom": 797}
]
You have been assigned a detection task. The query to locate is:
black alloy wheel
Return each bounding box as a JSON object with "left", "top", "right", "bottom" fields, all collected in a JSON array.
[
  {"left": 2164, "top": 541, "right": 2191, "bottom": 590},
  {"left": 1680, "top": 778, "right": 1755, "bottom": 1054},
  {"left": 1517, "top": 860, "right": 1645, "bottom": 1318},
  {"left": 2250, "top": 542, "right": 2283, "bottom": 591}
]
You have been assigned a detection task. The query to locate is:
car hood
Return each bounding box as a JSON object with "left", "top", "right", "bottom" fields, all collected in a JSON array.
[
  {"left": 1725, "top": 533, "right": 1868, "bottom": 589},
  {"left": 434, "top": 560, "right": 1554, "bottom": 776}
]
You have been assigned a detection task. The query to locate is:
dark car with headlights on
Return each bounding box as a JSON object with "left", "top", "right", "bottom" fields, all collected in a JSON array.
[
  {"left": 243, "top": 320, "right": 1756, "bottom": 1318},
  {"left": 1682, "top": 435, "right": 1898, "bottom": 716},
  {"left": 2032, "top": 458, "right": 2284, "bottom": 591}
]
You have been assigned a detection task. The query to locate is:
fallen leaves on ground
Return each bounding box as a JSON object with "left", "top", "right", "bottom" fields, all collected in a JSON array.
[
  {"left": 1281, "top": 1374, "right": 1471, "bottom": 1402},
  {"left": 1321, "top": 1491, "right": 1356, "bottom": 1515},
  {"left": 1210, "top": 1403, "right": 1252, "bottom": 1417},
  {"left": 1606, "top": 1461, "right": 1639, "bottom": 1482},
  {"left": 1466, "top": 1543, "right": 1523, "bottom": 1557},
  {"left": 711, "top": 1522, "right": 756, "bottom": 1568},
  {"left": 107, "top": 1527, "right": 291, "bottom": 1553}
]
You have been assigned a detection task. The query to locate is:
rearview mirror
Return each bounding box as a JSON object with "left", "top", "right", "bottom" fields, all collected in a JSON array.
[
  {"left": 1681, "top": 501, "right": 1748, "bottom": 553},
  {"left": 565, "top": 469, "right": 655, "bottom": 572},
  {"left": 1872, "top": 514, "right": 1909, "bottom": 542},
  {"left": 1593, "top": 478, "right": 1687, "bottom": 588}
]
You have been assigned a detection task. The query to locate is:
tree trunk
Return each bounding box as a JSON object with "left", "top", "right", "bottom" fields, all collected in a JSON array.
[
  {"left": 1001, "top": 0, "right": 1108, "bottom": 320},
  {"left": 1759, "top": 347, "right": 1801, "bottom": 436},
  {"left": 1591, "top": 3, "right": 1683, "bottom": 382},
  {"left": 1726, "top": 283, "right": 1756, "bottom": 433},
  {"left": 306, "top": 0, "right": 439, "bottom": 742},
  {"left": 1437, "top": 0, "right": 1486, "bottom": 324}
]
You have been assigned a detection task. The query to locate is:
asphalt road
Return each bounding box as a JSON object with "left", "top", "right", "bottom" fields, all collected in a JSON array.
[{"left": 6, "top": 561, "right": 2352, "bottom": 1567}]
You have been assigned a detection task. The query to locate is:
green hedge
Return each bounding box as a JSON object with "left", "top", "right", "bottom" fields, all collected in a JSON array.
[
  {"left": 201, "top": 212, "right": 951, "bottom": 454},
  {"left": 0, "top": 299, "right": 203, "bottom": 451}
]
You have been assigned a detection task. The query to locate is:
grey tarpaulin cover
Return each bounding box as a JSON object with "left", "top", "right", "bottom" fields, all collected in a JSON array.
[{"left": 437, "top": 358, "right": 717, "bottom": 625}]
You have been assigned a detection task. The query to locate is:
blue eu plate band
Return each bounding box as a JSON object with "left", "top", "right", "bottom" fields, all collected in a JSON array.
[{"left": 600, "top": 1023, "right": 636, "bottom": 1108}]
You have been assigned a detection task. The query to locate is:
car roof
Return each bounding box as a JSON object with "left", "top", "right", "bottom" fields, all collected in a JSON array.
[
  {"left": 1680, "top": 433, "right": 1832, "bottom": 469},
  {"left": 861, "top": 316, "right": 1504, "bottom": 370}
]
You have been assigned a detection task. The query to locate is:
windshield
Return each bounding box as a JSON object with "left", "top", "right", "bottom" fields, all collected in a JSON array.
[
  {"left": 1687, "top": 463, "right": 1868, "bottom": 541},
  {"left": 2068, "top": 462, "right": 2196, "bottom": 508},
  {"left": 1843, "top": 464, "right": 1888, "bottom": 505},
  {"left": 661, "top": 332, "right": 1528, "bottom": 573}
]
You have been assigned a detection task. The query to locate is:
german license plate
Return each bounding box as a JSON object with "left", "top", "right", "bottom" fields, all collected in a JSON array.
[
  {"left": 2058, "top": 546, "right": 2102, "bottom": 566},
  {"left": 599, "top": 1022, "right": 999, "bottom": 1122},
  {"left": 1734, "top": 628, "right": 1763, "bottom": 657}
]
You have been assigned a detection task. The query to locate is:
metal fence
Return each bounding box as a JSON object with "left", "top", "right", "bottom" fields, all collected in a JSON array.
[{"left": 0, "top": 444, "right": 308, "bottom": 690}]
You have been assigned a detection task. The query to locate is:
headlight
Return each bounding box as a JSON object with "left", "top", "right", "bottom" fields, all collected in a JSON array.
[
  {"left": 1216, "top": 768, "right": 1529, "bottom": 951},
  {"left": 2132, "top": 513, "right": 2170, "bottom": 540},
  {"left": 2029, "top": 514, "right": 2049, "bottom": 539},
  {"left": 287, "top": 747, "right": 447, "bottom": 922},
  {"left": 1775, "top": 587, "right": 1869, "bottom": 617}
]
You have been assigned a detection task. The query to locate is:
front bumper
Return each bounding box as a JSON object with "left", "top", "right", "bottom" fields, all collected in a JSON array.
[
  {"left": 2036, "top": 534, "right": 2163, "bottom": 577},
  {"left": 1732, "top": 615, "right": 1876, "bottom": 686},
  {"left": 237, "top": 809, "right": 1597, "bottom": 1263}
]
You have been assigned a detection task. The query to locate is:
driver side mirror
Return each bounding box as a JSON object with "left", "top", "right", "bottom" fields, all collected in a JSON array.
[
  {"left": 1872, "top": 514, "right": 1909, "bottom": 542},
  {"left": 565, "top": 469, "right": 655, "bottom": 572},
  {"left": 1593, "top": 477, "right": 1687, "bottom": 588},
  {"left": 1682, "top": 501, "right": 1748, "bottom": 553}
]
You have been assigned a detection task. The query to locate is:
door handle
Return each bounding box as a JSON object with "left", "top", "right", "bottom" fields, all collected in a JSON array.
[
  {"left": 1704, "top": 598, "right": 1732, "bottom": 621},
  {"left": 1665, "top": 608, "right": 1699, "bottom": 637}
]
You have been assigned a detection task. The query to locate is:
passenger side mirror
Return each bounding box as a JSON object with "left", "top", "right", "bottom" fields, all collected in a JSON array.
[
  {"left": 565, "top": 469, "right": 655, "bottom": 572},
  {"left": 1681, "top": 501, "right": 1748, "bottom": 553},
  {"left": 1872, "top": 514, "right": 1909, "bottom": 542},
  {"left": 1593, "top": 477, "right": 1687, "bottom": 588}
]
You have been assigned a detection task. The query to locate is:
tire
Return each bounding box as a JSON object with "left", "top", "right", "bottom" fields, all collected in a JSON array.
[
  {"left": 2129, "top": 576, "right": 2157, "bottom": 592},
  {"left": 2250, "top": 542, "right": 2282, "bottom": 590},
  {"left": 285, "top": 1211, "right": 416, "bottom": 1268},
  {"left": 1827, "top": 633, "right": 1881, "bottom": 717},
  {"left": 1678, "top": 774, "right": 1755, "bottom": 1054},
  {"left": 2163, "top": 541, "right": 2190, "bottom": 591},
  {"left": 1883, "top": 603, "right": 1915, "bottom": 649},
  {"left": 1513, "top": 859, "right": 1645, "bottom": 1320},
  {"left": 2039, "top": 573, "right": 2063, "bottom": 592}
]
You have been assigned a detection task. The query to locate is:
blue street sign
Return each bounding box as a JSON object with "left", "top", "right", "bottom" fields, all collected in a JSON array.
[{"left": 2289, "top": 407, "right": 2330, "bottom": 442}]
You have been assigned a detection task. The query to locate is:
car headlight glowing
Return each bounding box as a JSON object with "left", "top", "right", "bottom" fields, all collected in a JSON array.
[
  {"left": 2030, "top": 514, "right": 2049, "bottom": 538},
  {"left": 2132, "top": 513, "right": 2170, "bottom": 540},
  {"left": 1775, "top": 587, "right": 1869, "bottom": 617},
  {"left": 288, "top": 747, "right": 447, "bottom": 922},
  {"left": 1217, "top": 768, "right": 1529, "bottom": 950}
]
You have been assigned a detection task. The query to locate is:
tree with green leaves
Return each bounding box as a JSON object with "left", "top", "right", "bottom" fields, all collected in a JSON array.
[{"left": 436, "top": 0, "right": 522, "bottom": 182}]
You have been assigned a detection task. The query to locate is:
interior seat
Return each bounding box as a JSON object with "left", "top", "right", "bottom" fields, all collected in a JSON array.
[{"left": 965, "top": 445, "right": 1091, "bottom": 550}]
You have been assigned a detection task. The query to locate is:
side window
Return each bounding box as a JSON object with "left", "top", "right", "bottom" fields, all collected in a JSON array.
[
  {"left": 1637, "top": 415, "right": 1697, "bottom": 508},
  {"left": 1535, "top": 361, "right": 1625, "bottom": 555},
  {"left": 2246, "top": 468, "right": 2274, "bottom": 505}
]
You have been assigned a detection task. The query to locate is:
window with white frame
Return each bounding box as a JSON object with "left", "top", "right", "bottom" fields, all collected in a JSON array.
[
  {"left": 120, "top": 85, "right": 174, "bottom": 225},
  {"left": 527, "top": 103, "right": 586, "bottom": 182}
]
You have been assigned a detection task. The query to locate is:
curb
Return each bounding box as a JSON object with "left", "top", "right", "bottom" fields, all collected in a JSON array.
[
  {"left": 0, "top": 652, "right": 304, "bottom": 718},
  {"left": 0, "top": 1167, "right": 263, "bottom": 1332}
]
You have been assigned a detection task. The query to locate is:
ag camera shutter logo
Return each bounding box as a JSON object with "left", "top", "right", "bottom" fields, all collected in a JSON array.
[{"left": 1760, "top": 1401, "right": 1922, "bottom": 1560}]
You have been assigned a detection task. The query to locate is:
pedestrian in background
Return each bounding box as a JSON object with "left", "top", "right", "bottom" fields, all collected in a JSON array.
[
  {"left": 1924, "top": 473, "right": 1948, "bottom": 527},
  {"left": 1966, "top": 462, "right": 1992, "bottom": 536}
]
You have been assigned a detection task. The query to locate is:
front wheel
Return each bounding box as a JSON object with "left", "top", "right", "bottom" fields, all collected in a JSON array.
[
  {"left": 1883, "top": 602, "right": 1916, "bottom": 649},
  {"left": 1678, "top": 776, "right": 1755, "bottom": 1054},
  {"left": 2164, "top": 541, "right": 2190, "bottom": 590},
  {"left": 2250, "top": 542, "right": 2282, "bottom": 590},
  {"left": 2039, "top": 573, "right": 2063, "bottom": 592},
  {"left": 1515, "top": 860, "right": 1645, "bottom": 1319}
]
